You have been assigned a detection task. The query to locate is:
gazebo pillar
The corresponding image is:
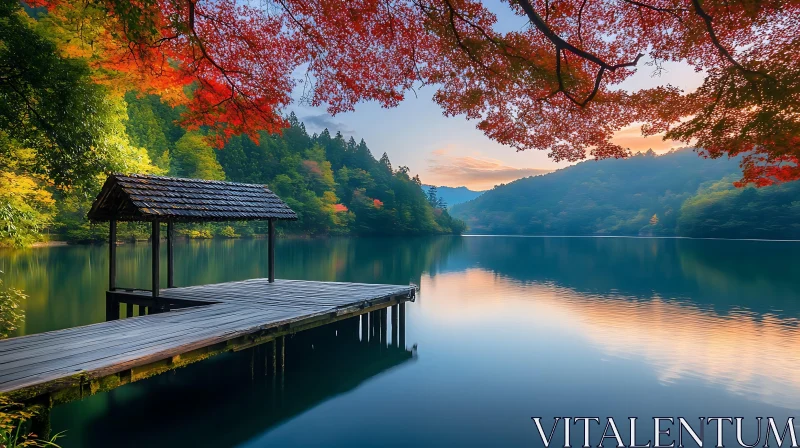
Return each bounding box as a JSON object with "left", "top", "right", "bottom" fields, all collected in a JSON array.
[
  {"left": 167, "top": 221, "right": 174, "bottom": 288},
  {"left": 268, "top": 218, "right": 275, "bottom": 283},
  {"left": 152, "top": 221, "right": 160, "bottom": 300},
  {"left": 108, "top": 219, "right": 117, "bottom": 291}
]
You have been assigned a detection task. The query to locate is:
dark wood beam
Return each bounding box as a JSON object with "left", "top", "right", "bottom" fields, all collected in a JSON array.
[
  {"left": 152, "top": 221, "right": 160, "bottom": 299},
  {"left": 109, "top": 220, "right": 117, "bottom": 291},
  {"left": 167, "top": 221, "right": 175, "bottom": 288},
  {"left": 268, "top": 218, "right": 275, "bottom": 283}
]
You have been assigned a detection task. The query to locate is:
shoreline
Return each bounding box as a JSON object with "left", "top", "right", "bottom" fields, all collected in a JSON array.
[{"left": 9, "top": 233, "right": 800, "bottom": 250}]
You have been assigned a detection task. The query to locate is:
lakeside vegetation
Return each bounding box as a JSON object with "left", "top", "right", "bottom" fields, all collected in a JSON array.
[
  {"left": 0, "top": 2, "right": 463, "bottom": 248},
  {"left": 452, "top": 149, "right": 800, "bottom": 240}
]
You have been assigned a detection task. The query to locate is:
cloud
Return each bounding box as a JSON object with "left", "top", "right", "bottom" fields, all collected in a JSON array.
[
  {"left": 612, "top": 124, "right": 686, "bottom": 154},
  {"left": 302, "top": 114, "right": 355, "bottom": 135},
  {"left": 427, "top": 150, "right": 552, "bottom": 190}
]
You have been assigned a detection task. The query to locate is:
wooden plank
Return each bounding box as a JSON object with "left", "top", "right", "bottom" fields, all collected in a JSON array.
[{"left": 0, "top": 278, "right": 414, "bottom": 404}]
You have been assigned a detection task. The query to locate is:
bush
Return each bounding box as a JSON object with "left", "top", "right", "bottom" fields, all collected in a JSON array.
[{"left": 218, "top": 226, "right": 240, "bottom": 238}]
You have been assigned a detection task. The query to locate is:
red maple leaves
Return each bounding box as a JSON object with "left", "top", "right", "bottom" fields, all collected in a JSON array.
[{"left": 32, "top": 0, "right": 800, "bottom": 185}]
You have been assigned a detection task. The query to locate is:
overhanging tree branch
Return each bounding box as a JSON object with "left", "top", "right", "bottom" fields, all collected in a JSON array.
[{"left": 514, "top": 0, "right": 643, "bottom": 107}]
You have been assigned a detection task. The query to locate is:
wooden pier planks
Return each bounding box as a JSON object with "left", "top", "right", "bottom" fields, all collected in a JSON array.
[{"left": 0, "top": 279, "right": 414, "bottom": 401}]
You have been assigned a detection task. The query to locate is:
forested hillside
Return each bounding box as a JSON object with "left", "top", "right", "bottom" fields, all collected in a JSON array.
[
  {"left": 451, "top": 149, "right": 800, "bottom": 239},
  {"left": 0, "top": 4, "right": 463, "bottom": 247},
  {"left": 3, "top": 94, "right": 464, "bottom": 247},
  {"left": 421, "top": 186, "right": 484, "bottom": 207},
  {"left": 67, "top": 97, "right": 464, "bottom": 244}
]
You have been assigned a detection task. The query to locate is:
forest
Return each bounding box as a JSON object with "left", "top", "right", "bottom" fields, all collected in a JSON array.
[
  {"left": 0, "top": 1, "right": 464, "bottom": 248},
  {"left": 4, "top": 95, "right": 465, "bottom": 247},
  {"left": 451, "top": 149, "right": 800, "bottom": 240}
]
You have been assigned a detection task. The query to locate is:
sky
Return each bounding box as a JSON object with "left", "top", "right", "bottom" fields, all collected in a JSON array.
[{"left": 288, "top": 5, "right": 705, "bottom": 191}]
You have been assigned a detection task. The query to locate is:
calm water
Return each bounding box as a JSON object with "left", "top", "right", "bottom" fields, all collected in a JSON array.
[{"left": 1, "top": 236, "right": 799, "bottom": 447}]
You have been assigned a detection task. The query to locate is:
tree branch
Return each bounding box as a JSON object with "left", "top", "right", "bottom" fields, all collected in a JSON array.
[
  {"left": 690, "top": 0, "right": 772, "bottom": 79},
  {"left": 515, "top": 0, "right": 643, "bottom": 72}
]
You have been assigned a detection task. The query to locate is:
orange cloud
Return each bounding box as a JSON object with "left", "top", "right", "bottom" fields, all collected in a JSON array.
[
  {"left": 612, "top": 124, "right": 686, "bottom": 154},
  {"left": 426, "top": 150, "right": 552, "bottom": 190}
]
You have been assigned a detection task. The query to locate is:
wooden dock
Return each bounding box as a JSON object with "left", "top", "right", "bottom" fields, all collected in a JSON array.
[{"left": 0, "top": 278, "right": 414, "bottom": 406}]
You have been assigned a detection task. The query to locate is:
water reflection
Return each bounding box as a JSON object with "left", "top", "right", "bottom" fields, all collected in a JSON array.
[
  {"left": 2, "top": 236, "right": 800, "bottom": 446},
  {"left": 52, "top": 319, "right": 415, "bottom": 447},
  {"left": 422, "top": 269, "right": 800, "bottom": 410},
  {"left": 0, "top": 237, "right": 462, "bottom": 335}
]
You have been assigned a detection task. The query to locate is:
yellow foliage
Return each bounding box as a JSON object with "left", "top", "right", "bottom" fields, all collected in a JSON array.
[{"left": 0, "top": 172, "right": 55, "bottom": 220}]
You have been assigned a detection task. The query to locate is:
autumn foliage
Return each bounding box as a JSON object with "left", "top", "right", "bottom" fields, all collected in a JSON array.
[{"left": 28, "top": 0, "right": 800, "bottom": 185}]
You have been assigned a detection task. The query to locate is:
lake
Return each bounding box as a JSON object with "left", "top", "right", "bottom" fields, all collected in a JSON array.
[{"left": 1, "top": 236, "right": 799, "bottom": 447}]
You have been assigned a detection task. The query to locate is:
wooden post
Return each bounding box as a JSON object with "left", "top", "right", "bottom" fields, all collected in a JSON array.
[
  {"left": 167, "top": 221, "right": 174, "bottom": 288},
  {"left": 279, "top": 335, "right": 285, "bottom": 372},
  {"left": 369, "top": 310, "right": 377, "bottom": 342},
  {"left": 280, "top": 335, "right": 286, "bottom": 393},
  {"left": 380, "top": 308, "right": 388, "bottom": 347},
  {"left": 108, "top": 220, "right": 117, "bottom": 291},
  {"left": 105, "top": 292, "right": 119, "bottom": 321},
  {"left": 268, "top": 218, "right": 275, "bottom": 283},
  {"left": 271, "top": 339, "right": 277, "bottom": 377},
  {"left": 151, "top": 221, "right": 160, "bottom": 304},
  {"left": 361, "top": 313, "right": 369, "bottom": 342},
  {"left": 391, "top": 304, "right": 398, "bottom": 347},
  {"left": 399, "top": 302, "right": 406, "bottom": 349},
  {"left": 29, "top": 396, "right": 52, "bottom": 441}
]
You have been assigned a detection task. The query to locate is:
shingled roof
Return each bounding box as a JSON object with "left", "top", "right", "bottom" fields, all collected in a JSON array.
[{"left": 88, "top": 174, "right": 297, "bottom": 222}]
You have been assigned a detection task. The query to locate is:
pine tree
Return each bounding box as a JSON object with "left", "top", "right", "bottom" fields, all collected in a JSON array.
[
  {"left": 650, "top": 214, "right": 659, "bottom": 225},
  {"left": 427, "top": 186, "right": 438, "bottom": 206},
  {"left": 379, "top": 152, "right": 392, "bottom": 173}
]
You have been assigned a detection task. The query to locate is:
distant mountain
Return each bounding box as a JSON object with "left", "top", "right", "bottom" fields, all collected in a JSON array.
[
  {"left": 421, "top": 185, "right": 485, "bottom": 207},
  {"left": 451, "top": 148, "right": 800, "bottom": 239}
]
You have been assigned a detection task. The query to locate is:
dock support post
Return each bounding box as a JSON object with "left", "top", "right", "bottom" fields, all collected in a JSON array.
[
  {"left": 268, "top": 218, "right": 275, "bottom": 283},
  {"left": 271, "top": 339, "right": 277, "bottom": 376},
  {"left": 391, "top": 304, "right": 398, "bottom": 347},
  {"left": 380, "top": 308, "right": 387, "bottom": 347},
  {"left": 105, "top": 292, "right": 119, "bottom": 321},
  {"left": 399, "top": 302, "right": 406, "bottom": 349},
  {"left": 278, "top": 335, "right": 285, "bottom": 393},
  {"left": 264, "top": 344, "right": 269, "bottom": 377},
  {"left": 369, "top": 310, "right": 377, "bottom": 342},
  {"left": 29, "top": 397, "right": 52, "bottom": 441},
  {"left": 151, "top": 221, "right": 162, "bottom": 312},
  {"left": 108, "top": 220, "right": 116, "bottom": 291},
  {"left": 279, "top": 335, "right": 285, "bottom": 372},
  {"left": 361, "top": 313, "right": 369, "bottom": 342},
  {"left": 167, "top": 221, "right": 174, "bottom": 288}
]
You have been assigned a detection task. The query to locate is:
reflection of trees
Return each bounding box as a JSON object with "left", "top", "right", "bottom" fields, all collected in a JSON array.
[
  {"left": 0, "top": 236, "right": 465, "bottom": 336},
  {"left": 146, "top": 235, "right": 465, "bottom": 288},
  {"left": 57, "top": 321, "right": 415, "bottom": 448},
  {"left": 453, "top": 237, "right": 800, "bottom": 316},
  {"left": 3, "top": 235, "right": 796, "bottom": 335}
]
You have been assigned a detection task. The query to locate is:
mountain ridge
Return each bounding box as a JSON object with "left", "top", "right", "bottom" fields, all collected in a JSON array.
[{"left": 451, "top": 149, "right": 800, "bottom": 239}]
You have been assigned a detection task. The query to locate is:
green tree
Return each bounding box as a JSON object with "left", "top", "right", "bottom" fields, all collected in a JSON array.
[
  {"left": 171, "top": 132, "right": 225, "bottom": 180},
  {"left": 0, "top": 0, "right": 148, "bottom": 191}
]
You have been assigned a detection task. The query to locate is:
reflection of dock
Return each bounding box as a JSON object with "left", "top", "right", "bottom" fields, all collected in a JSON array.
[
  {"left": 0, "top": 279, "right": 413, "bottom": 406},
  {"left": 77, "top": 320, "right": 414, "bottom": 447}
]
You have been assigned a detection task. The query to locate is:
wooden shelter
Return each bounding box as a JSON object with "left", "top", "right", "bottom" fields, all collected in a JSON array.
[{"left": 88, "top": 174, "right": 297, "bottom": 312}]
